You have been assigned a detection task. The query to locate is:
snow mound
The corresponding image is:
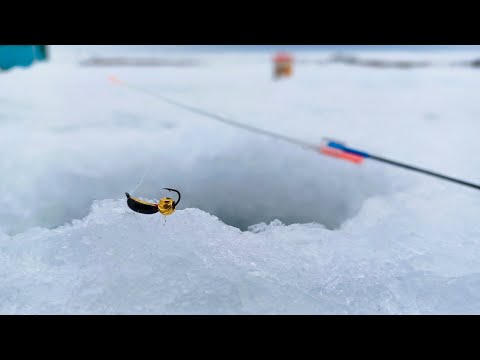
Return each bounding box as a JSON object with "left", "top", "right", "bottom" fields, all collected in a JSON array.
[
  {"left": 2, "top": 47, "right": 480, "bottom": 314},
  {"left": 1, "top": 189, "right": 479, "bottom": 314}
]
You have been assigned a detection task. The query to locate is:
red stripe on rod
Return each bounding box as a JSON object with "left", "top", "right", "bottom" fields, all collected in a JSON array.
[{"left": 320, "top": 147, "right": 365, "bottom": 164}]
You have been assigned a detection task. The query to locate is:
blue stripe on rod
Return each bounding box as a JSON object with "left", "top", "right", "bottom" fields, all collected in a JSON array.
[{"left": 327, "top": 142, "right": 371, "bottom": 158}]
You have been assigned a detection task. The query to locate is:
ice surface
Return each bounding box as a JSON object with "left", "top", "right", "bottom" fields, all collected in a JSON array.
[
  {"left": 1, "top": 191, "right": 479, "bottom": 314},
  {"left": 0, "top": 46, "right": 479, "bottom": 314}
]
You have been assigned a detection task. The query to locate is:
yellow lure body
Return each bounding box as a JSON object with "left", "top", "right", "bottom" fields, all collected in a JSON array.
[
  {"left": 125, "top": 189, "right": 180, "bottom": 217},
  {"left": 158, "top": 197, "right": 175, "bottom": 216}
]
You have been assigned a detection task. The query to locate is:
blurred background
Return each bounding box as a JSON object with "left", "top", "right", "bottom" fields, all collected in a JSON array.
[
  {"left": 1, "top": 45, "right": 480, "bottom": 234},
  {"left": 1, "top": 45, "right": 480, "bottom": 314}
]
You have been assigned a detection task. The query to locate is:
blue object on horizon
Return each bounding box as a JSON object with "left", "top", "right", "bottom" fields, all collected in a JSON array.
[{"left": 0, "top": 45, "right": 48, "bottom": 71}]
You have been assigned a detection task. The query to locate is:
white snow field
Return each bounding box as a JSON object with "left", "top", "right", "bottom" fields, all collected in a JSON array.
[{"left": 0, "top": 46, "right": 479, "bottom": 314}]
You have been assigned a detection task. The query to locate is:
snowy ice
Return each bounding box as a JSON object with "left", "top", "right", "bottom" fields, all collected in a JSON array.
[{"left": 0, "top": 45, "right": 479, "bottom": 314}]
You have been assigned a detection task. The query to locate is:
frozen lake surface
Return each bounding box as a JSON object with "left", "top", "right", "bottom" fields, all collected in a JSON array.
[{"left": 0, "top": 46, "right": 479, "bottom": 314}]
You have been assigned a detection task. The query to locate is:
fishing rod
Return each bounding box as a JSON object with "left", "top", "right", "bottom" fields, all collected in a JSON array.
[
  {"left": 109, "top": 76, "right": 480, "bottom": 192},
  {"left": 326, "top": 141, "right": 480, "bottom": 191}
]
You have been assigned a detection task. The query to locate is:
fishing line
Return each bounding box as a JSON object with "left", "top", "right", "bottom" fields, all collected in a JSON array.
[{"left": 109, "top": 76, "right": 480, "bottom": 192}]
